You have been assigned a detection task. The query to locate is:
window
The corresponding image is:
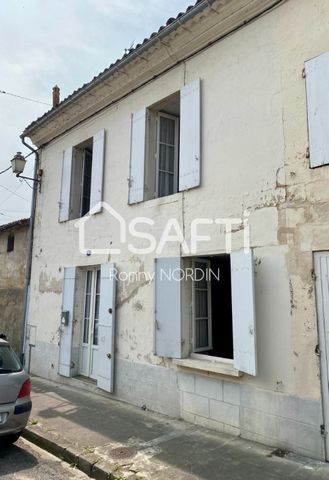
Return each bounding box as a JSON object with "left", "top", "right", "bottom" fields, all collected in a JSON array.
[
  {"left": 70, "top": 139, "right": 93, "bottom": 219},
  {"left": 7, "top": 234, "right": 14, "bottom": 253},
  {"left": 154, "top": 252, "right": 257, "bottom": 376},
  {"left": 128, "top": 79, "right": 201, "bottom": 204},
  {"left": 144, "top": 94, "right": 180, "bottom": 200},
  {"left": 192, "top": 256, "right": 233, "bottom": 360},
  {"left": 59, "top": 129, "right": 105, "bottom": 222}
]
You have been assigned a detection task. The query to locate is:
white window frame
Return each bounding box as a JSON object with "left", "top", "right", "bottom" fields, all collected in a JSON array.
[
  {"left": 155, "top": 112, "right": 179, "bottom": 199},
  {"left": 192, "top": 258, "right": 213, "bottom": 353}
]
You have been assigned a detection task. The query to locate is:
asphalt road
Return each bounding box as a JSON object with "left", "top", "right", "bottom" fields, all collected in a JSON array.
[{"left": 0, "top": 438, "right": 89, "bottom": 479}]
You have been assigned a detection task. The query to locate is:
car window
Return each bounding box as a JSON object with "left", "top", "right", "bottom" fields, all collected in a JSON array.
[{"left": 0, "top": 345, "right": 22, "bottom": 374}]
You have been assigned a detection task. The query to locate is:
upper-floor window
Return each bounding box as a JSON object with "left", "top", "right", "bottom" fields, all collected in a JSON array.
[
  {"left": 59, "top": 130, "right": 105, "bottom": 222},
  {"left": 128, "top": 78, "right": 201, "bottom": 204},
  {"left": 7, "top": 234, "right": 14, "bottom": 253}
]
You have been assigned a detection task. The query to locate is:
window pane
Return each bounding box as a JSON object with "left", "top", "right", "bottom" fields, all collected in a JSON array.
[
  {"left": 159, "top": 144, "right": 175, "bottom": 172},
  {"left": 196, "top": 318, "right": 209, "bottom": 349},
  {"left": 93, "top": 270, "right": 101, "bottom": 346},
  {"left": 160, "top": 116, "right": 175, "bottom": 144},
  {"left": 83, "top": 272, "right": 92, "bottom": 344},
  {"left": 158, "top": 172, "right": 174, "bottom": 197},
  {"left": 195, "top": 290, "right": 208, "bottom": 318},
  {"left": 81, "top": 148, "right": 92, "bottom": 216},
  {"left": 194, "top": 262, "right": 207, "bottom": 288}
]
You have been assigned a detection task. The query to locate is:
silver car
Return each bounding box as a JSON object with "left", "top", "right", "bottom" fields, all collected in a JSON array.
[{"left": 0, "top": 338, "right": 32, "bottom": 446}]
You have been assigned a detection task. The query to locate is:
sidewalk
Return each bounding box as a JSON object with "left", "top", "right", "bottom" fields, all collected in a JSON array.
[{"left": 23, "top": 377, "right": 329, "bottom": 480}]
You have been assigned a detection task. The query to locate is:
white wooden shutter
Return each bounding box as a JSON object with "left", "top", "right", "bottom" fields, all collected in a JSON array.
[
  {"left": 59, "top": 147, "right": 73, "bottom": 222},
  {"left": 128, "top": 108, "right": 146, "bottom": 204},
  {"left": 90, "top": 129, "right": 105, "bottom": 213},
  {"left": 97, "top": 263, "right": 116, "bottom": 392},
  {"left": 231, "top": 251, "right": 257, "bottom": 376},
  {"left": 155, "top": 257, "right": 182, "bottom": 358},
  {"left": 58, "top": 267, "right": 76, "bottom": 377},
  {"left": 305, "top": 52, "right": 329, "bottom": 168},
  {"left": 179, "top": 78, "right": 201, "bottom": 191}
]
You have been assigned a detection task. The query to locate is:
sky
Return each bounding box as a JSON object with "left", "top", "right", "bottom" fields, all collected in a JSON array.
[{"left": 0, "top": 0, "right": 193, "bottom": 225}]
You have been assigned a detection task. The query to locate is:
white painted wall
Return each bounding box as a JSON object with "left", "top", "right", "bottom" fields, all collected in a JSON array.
[{"left": 26, "top": 0, "right": 329, "bottom": 458}]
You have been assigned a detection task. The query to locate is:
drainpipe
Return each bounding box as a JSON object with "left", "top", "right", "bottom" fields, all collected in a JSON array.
[{"left": 19, "top": 136, "right": 39, "bottom": 365}]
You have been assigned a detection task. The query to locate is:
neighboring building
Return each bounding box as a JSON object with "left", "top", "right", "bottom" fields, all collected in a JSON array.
[
  {"left": 0, "top": 218, "right": 29, "bottom": 353},
  {"left": 21, "top": 0, "right": 329, "bottom": 461}
]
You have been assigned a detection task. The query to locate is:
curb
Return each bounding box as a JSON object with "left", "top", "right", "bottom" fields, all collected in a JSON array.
[{"left": 22, "top": 427, "right": 119, "bottom": 480}]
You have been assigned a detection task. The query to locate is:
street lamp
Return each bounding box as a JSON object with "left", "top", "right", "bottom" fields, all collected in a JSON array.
[
  {"left": 11, "top": 151, "right": 42, "bottom": 187},
  {"left": 11, "top": 152, "right": 26, "bottom": 175}
]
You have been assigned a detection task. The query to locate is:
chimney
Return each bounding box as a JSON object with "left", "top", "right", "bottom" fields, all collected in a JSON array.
[{"left": 52, "top": 85, "right": 60, "bottom": 108}]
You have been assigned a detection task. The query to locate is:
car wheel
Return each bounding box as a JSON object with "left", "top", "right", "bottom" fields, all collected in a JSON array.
[{"left": 0, "top": 432, "right": 22, "bottom": 447}]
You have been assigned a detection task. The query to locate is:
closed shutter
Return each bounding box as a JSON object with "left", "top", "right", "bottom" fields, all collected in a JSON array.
[
  {"left": 154, "top": 257, "right": 183, "bottom": 358},
  {"left": 97, "top": 263, "right": 116, "bottom": 393},
  {"left": 305, "top": 52, "right": 329, "bottom": 168},
  {"left": 58, "top": 267, "right": 77, "bottom": 377},
  {"left": 128, "top": 108, "right": 146, "bottom": 204},
  {"left": 59, "top": 147, "right": 73, "bottom": 222},
  {"left": 179, "top": 78, "right": 201, "bottom": 191},
  {"left": 231, "top": 251, "right": 257, "bottom": 376},
  {"left": 90, "top": 129, "right": 105, "bottom": 213}
]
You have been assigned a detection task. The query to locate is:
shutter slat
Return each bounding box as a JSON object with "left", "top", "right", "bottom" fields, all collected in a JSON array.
[
  {"left": 305, "top": 52, "right": 329, "bottom": 168},
  {"left": 90, "top": 129, "right": 105, "bottom": 213},
  {"left": 231, "top": 251, "right": 257, "bottom": 376},
  {"left": 129, "top": 109, "right": 146, "bottom": 204},
  {"left": 179, "top": 79, "right": 201, "bottom": 191},
  {"left": 97, "top": 263, "right": 116, "bottom": 392},
  {"left": 58, "top": 267, "right": 77, "bottom": 377},
  {"left": 59, "top": 147, "right": 73, "bottom": 222},
  {"left": 155, "top": 257, "right": 182, "bottom": 358}
]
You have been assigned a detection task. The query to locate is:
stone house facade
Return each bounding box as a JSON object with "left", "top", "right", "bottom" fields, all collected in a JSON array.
[
  {"left": 21, "top": 0, "right": 329, "bottom": 460},
  {"left": 0, "top": 218, "right": 29, "bottom": 353}
]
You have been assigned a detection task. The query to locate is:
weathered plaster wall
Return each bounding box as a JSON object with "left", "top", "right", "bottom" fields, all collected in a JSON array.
[
  {"left": 0, "top": 226, "right": 28, "bottom": 352},
  {"left": 26, "top": 0, "right": 329, "bottom": 459}
]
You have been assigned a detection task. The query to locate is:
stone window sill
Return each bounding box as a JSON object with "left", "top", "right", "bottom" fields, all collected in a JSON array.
[{"left": 173, "top": 356, "right": 243, "bottom": 378}]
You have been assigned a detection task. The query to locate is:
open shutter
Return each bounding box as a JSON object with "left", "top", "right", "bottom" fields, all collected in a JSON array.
[
  {"left": 179, "top": 78, "right": 201, "bottom": 191},
  {"left": 58, "top": 267, "right": 76, "bottom": 377},
  {"left": 305, "top": 52, "right": 329, "bottom": 168},
  {"left": 59, "top": 147, "right": 73, "bottom": 222},
  {"left": 90, "top": 129, "right": 105, "bottom": 213},
  {"left": 128, "top": 108, "right": 146, "bottom": 204},
  {"left": 155, "top": 257, "right": 182, "bottom": 358},
  {"left": 231, "top": 251, "right": 257, "bottom": 375},
  {"left": 97, "top": 263, "right": 116, "bottom": 392}
]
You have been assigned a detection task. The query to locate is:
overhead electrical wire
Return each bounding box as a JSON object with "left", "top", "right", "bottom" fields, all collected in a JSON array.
[
  {"left": 0, "top": 183, "right": 30, "bottom": 203},
  {"left": 0, "top": 166, "right": 11, "bottom": 175},
  {"left": 0, "top": 89, "right": 51, "bottom": 106}
]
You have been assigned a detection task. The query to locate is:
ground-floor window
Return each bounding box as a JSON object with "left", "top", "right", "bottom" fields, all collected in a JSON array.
[{"left": 192, "top": 255, "right": 233, "bottom": 360}]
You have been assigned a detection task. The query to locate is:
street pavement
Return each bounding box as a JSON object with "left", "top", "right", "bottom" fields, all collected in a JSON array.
[
  {"left": 0, "top": 438, "right": 88, "bottom": 479},
  {"left": 22, "top": 376, "right": 329, "bottom": 480}
]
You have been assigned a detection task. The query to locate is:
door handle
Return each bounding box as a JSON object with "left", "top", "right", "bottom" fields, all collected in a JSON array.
[{"left": 106, "top": 353, "right": 112, "bottom": 359}]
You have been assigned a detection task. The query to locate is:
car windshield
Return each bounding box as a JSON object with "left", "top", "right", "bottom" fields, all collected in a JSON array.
[{"left": 0, "top": 345, "right": 22, "bottom": 374}]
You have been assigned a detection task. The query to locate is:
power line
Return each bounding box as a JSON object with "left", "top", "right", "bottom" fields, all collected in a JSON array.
[
  {"left": 0, "top": 166, "right": 11, "bottom": 175},
  {"left": 23, "top": 178, "right": 34, "bottom": 190},
  {"left": 0, "top": 183, "right": 30, "bottom": 203},
  {"left": 0, "top": 89, "right": 51, "bottom": 106}
]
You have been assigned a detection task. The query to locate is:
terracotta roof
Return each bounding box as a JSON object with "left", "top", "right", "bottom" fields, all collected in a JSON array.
[
  {"left": 0, "top": 218, "right": 30, "bottom": 232},
  {"left": 21, "top": 0, "right": 207, "bottom": 138}
]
